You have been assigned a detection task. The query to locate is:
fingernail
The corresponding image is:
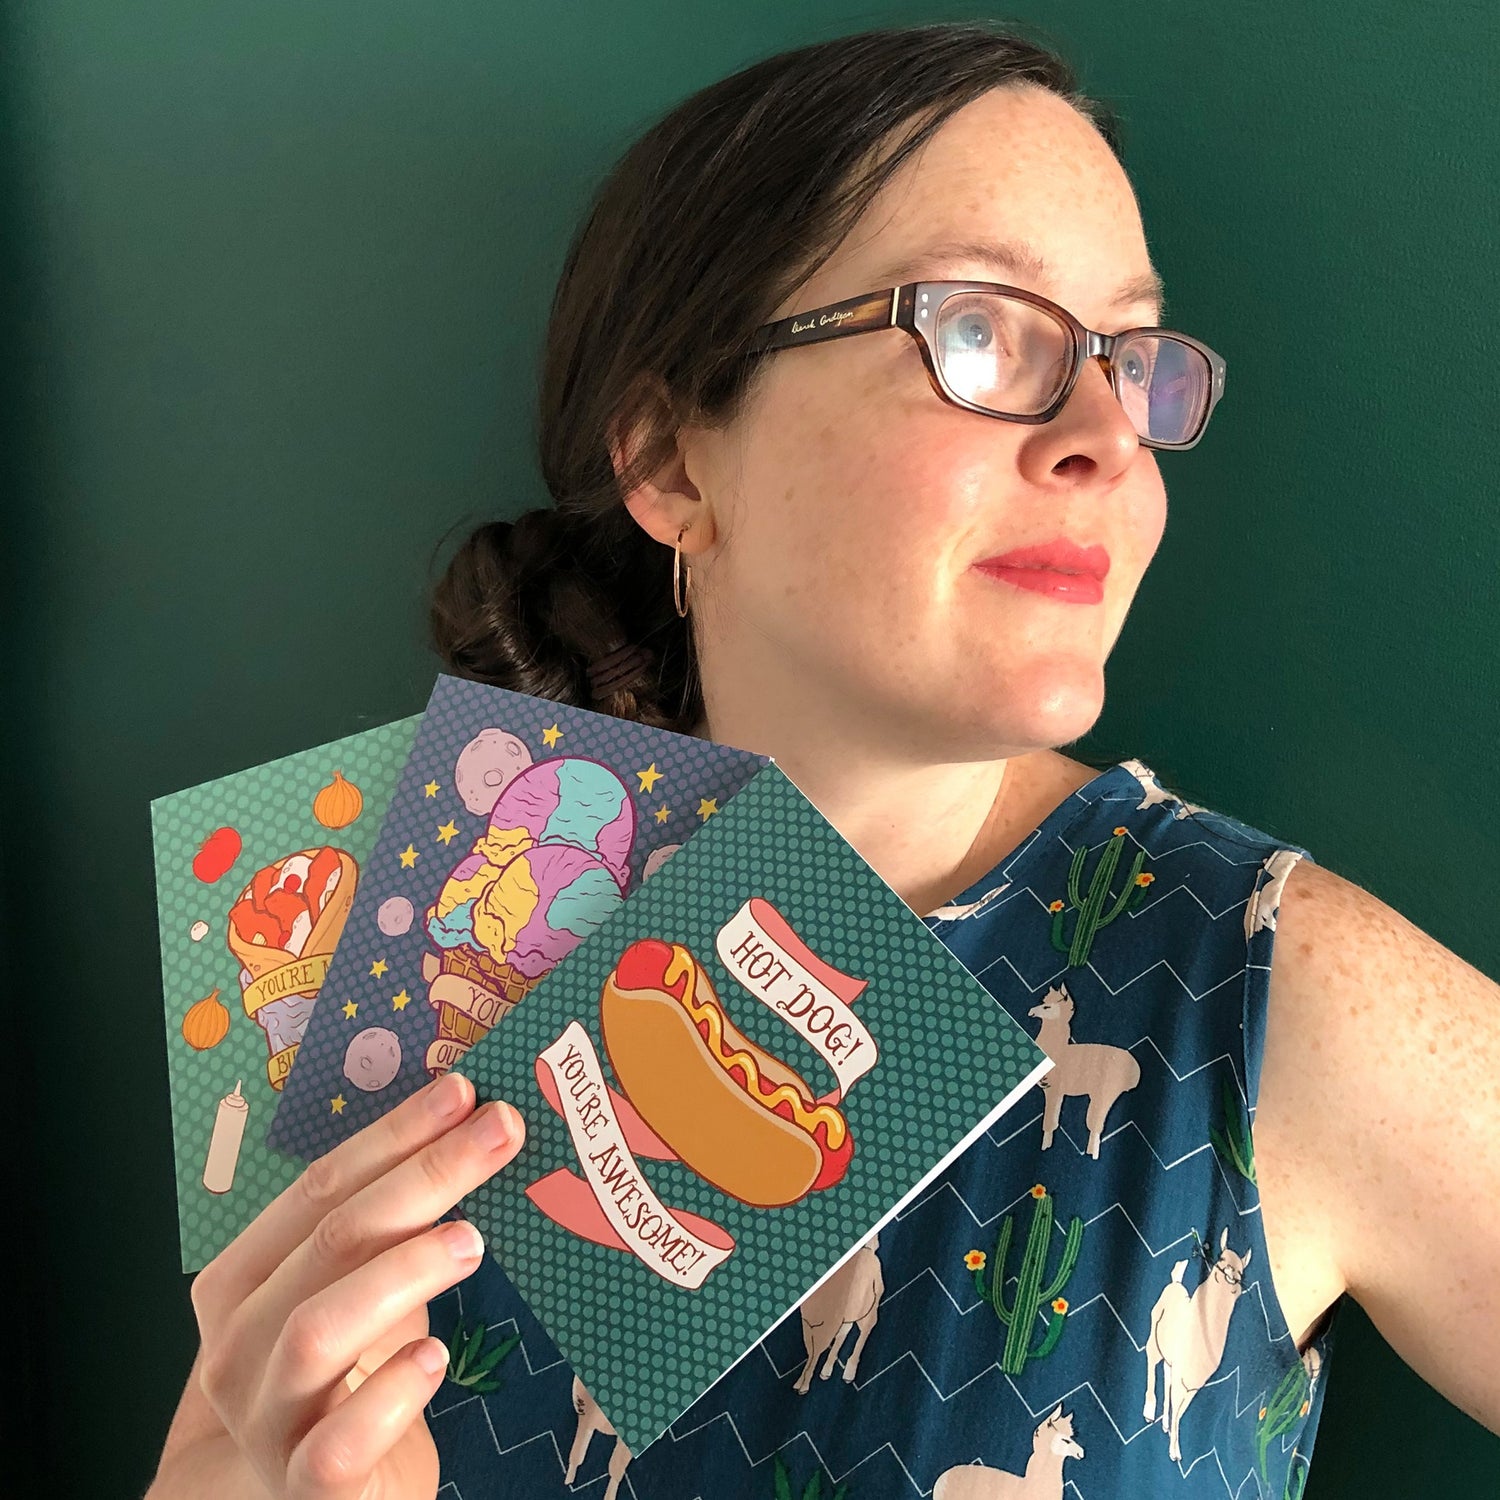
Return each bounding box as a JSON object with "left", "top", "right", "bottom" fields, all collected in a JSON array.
[
  {"left": 443, "top": 1218, "right": 485, "bottom": 1261},
  {"left": 412, "top": 1337, "right": 449, "bottom": 1377},
  {"left": 470, "top": 1100, "right": 520, "bottom": 1152},
  {"left": 428, "top": 1071, "right": 469, "bottom": 1119}
]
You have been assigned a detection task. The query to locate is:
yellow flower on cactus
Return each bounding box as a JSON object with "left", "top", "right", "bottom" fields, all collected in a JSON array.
[
  {"left": 1259, "top": 1407, "right": 1268, "bottom": 1420},
  {"left": 1299, "top": 1400, "right": 1310, "bottom": 1416},
  {"left": 1113, "top": 825, "right": 1127, "bottom": 836},
  {"left": 1048, "top": 899, "right": 1064, "bottom": 912},
  {"left": 1051, "top": 1297, "right": 1068, "bottom": 1315},
  {"left": 964, "top": 1249, "right": 987, "bottom": 1271},
  {"left": 1136, "top": 872, "right": 1155, "bottom": 886},
  {"left": 1031, "top": 1184, "right": 1047, "bottom": 1199}
]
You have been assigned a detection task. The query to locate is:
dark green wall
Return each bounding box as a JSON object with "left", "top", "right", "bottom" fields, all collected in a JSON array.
[{"left": 6, "top": 3, "right": 1497, "bottom": 1495}]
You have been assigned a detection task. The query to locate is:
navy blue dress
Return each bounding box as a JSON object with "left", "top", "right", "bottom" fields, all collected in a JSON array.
[{"left": 424, "top": 757, "right": 1342, "bottom": 1499}]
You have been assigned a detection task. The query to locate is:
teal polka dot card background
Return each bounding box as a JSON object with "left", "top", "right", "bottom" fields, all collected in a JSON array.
[
  {"left": 265, "top": 672, "right": 773, "bottom": 1161},
  {"left": 149, "top": 715, "right": 421, "bottom": 1273},
  {"left": 455, "top": 764, "right": 1050, "bottom": 1458}
]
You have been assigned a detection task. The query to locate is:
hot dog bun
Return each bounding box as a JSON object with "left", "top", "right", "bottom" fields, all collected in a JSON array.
[{"left": 599, "top": 938, "right": 853, "bottom": 1208}]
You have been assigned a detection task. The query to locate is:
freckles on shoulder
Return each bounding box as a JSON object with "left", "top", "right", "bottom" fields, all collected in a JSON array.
[{"left": 1269, "top": 854, "right": 1492, "bottom": 1046}]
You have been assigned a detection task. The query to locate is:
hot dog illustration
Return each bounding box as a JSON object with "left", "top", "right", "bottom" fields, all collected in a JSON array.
[
  {"left": 525, "top": 909, "right": 875, "bottom": 1284},
  {"left": 597, "top": 937, "right": 854, "bottom": 1207}
]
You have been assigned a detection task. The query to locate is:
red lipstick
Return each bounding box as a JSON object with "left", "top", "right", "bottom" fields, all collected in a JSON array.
[{"left": 973, "top": 539, "right": 1110, "bottom": 605}]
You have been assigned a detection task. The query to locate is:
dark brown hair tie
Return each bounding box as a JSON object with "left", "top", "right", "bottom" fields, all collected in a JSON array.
[{"left": 587, "top": 642, "right": 655, "bottom": 701}]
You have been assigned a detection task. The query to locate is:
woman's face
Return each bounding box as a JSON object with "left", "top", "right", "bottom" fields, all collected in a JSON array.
[{"left": 677, "top": 83, "right": 1171, "bottom": 760}]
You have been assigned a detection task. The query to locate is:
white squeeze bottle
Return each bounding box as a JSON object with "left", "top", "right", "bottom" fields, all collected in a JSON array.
[{"left": 203, "top": 1079, "right": 250, "bottom": 1194}]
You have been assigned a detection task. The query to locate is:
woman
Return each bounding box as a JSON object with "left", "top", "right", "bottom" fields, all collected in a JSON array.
[{"left": 148, "top": 21, "right": 1500, "bottom": 1500}]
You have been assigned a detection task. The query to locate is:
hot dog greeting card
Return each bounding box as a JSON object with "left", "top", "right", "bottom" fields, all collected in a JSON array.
[
  {"left": 455, "top": 764, "right": 1051, "bottom": 1456},
  {"left": 266, "top": 673, "right": 772, "bottom": 1161},
  {"left": 150, "top": 716, "right": 420, "bottom": 1272}
]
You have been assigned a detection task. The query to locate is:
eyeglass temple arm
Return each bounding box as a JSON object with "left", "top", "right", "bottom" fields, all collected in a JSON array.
[{"left": 744, "top": 287, "right": 900, "bottom": 354}]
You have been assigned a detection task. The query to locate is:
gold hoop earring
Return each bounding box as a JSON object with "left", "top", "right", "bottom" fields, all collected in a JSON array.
[{"left": 673, "top": 525, "right": 692, "bottom": 618}]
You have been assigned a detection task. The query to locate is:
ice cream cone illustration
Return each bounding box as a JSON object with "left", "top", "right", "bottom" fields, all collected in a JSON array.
[
  {"left": 227, "top": 845, "right": 358, "bottom": 1089},
  {"left": 421, "top": 755, "right": 639, "bottom": 1075}
]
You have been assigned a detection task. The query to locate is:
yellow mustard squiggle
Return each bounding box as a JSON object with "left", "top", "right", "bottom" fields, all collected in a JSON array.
[{"left": 659, "top": 945, "right": 847, "bottom": 1148}]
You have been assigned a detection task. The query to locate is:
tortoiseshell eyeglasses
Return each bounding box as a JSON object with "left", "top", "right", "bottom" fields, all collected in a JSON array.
[{"left": 744, "top": 281, "right": 1227, "bottom": 451}]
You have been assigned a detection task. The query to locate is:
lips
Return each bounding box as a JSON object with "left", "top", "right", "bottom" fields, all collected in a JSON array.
[{"left": 976, "top": 539, "right": 1111, "bottom": 579}]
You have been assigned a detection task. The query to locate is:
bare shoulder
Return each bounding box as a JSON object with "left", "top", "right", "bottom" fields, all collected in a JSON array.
[{"left": 1255, "top": 856, "right": 1500, "bottom": 1428}]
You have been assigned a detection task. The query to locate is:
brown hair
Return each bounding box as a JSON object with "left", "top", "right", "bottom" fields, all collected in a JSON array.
[{"left": 428, "top": 19, "right": 1125, "bottom": 733}]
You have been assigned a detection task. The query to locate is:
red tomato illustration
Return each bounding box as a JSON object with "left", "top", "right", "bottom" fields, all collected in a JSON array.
[{"left": 191, "top": 826, "right": 242, "bottom": 883}]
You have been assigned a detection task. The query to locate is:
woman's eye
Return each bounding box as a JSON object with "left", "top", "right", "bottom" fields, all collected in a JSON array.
[
  {"left": 951, "top": 313, "right": 994, "bottom": 351},
  {"left": 1119, "top": 345, "right": 1153, "bottom": 386}
]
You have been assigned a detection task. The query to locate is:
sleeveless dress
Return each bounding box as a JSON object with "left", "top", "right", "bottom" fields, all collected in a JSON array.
[{"left": 424, "top": 756, "right": 1345, "bottom": 1499}]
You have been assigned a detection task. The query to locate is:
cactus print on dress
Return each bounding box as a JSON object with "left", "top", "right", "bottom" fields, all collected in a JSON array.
[{"left": 422, "top": 757, "right": 1342, "bottom": 1499}]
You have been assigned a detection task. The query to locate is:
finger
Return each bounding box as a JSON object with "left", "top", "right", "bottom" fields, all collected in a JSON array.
[
  {"left": 260, "top": 1218, "right": 485, "bottom": 1425},
  {"left": 224, "top": 1100, "right": 524, "bottom": 1395},
  {"left": 283, "top": 1335, "right": 449, "bottom": 1500},
  {"left": 200, "top": 1071, "right": 477, "bottom": 1311}
]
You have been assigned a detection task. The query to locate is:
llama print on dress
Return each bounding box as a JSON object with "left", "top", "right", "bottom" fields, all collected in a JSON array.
[
  {"left": 1120, "top": 758, "right": 1211, "bottom": 819},
  {"left": 793, "top": 1231, "right": 883, "bottom": 1393},
  {"left": 1143, "top": 1228, "right": 1253, "bottom": 1462},
  {"left": 564, "top": 1375, "right": 631, "bottom": 1499},
  {"left": 932, "top": 1404, "right": 1085, "bottom": 1498},
  {"left": 1244, "top": 847, "right": 1305, "bottom": 941},
  {"left": 925, "top": 879, "right": 1012, "bottom": 922},
  {"left": 1027, "top": 983, "right": 1141, "bottom": 1160}
]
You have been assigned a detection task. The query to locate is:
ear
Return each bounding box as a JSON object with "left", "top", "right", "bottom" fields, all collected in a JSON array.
[{"left": 606, "top": 374, "right": 716, "bottom": 554}]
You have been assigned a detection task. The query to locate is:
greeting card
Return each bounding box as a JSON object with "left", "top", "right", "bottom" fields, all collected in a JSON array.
[
  {"left": 455, "top": 764, "right": 1051, "bottom": 1456},
  {"left": 150, "top": 717, "right": 420, "bottom": 1271}
]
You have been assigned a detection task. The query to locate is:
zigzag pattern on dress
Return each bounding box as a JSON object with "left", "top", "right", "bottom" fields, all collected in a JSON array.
[{"left": 421, "top": 758, "right": 1337, "bottom": 1500}]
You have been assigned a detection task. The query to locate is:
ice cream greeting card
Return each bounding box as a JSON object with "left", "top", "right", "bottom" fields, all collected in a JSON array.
[
  {"left": 150, "top": 716, "right": 420, "bottom": 1272},
  {"left": 266, "top": 672, "right": 771, "bottom": 1161},
  {"left": 454, "top": 764, "right": 1051, "bottom": 1457}
]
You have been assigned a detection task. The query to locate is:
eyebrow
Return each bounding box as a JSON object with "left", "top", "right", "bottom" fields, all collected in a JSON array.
[{"left": 872, "top": 236, "right": 1168, "bottom": 323}]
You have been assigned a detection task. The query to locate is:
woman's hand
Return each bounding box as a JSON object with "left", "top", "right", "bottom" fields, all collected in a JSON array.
[{"left": 148, "top": 1070, "right": 524, "bottom": 1500}]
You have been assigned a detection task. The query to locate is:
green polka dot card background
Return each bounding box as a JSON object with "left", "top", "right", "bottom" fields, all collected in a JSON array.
[
  {"left": 265, "top": 672, "right": 773, "bottom": 1161},
  {"left": 149, "top": 715, "right": 421, "bottom": 1273},
  {"left": 455, "top": 763, "right": 1050, "bottom": 1458}
]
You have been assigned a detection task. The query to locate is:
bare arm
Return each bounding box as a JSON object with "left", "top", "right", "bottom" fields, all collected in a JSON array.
[{"left": 1255, "top": 856, "right": 1500, "bottom": 1432}]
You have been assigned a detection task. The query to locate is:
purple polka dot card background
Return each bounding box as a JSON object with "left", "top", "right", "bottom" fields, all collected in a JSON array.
[{"left": 266, "top": 672, "right": 772, "bottom": 1161}]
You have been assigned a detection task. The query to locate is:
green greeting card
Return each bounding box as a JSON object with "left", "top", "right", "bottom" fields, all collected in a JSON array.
[
  {"left": 457, "top": 763, "right": 1051, "bottom": 1455},
  {"left": 150, "top": 717, "right": 419, "bottom": 1272}
]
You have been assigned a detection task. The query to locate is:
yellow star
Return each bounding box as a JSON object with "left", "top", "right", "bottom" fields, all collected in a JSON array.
[
  {"left": 654, "top": 805, "right": 671, "bottom": 824},
  {"left": 423, "top": 781, "right": 440, "bottom": 798},
  {"left": 697, "top": 797, "right": 719, "bottom": 821},
  {"left": 436, "top": 820, "right": 459, "bottom": 845},
  {"left": 541, "top": 723, "right": 563, "bottom": 748},
  {"left": 369, "top": 958, "right": 389, "bottom": 978},
  {"left": 342, "top": 999, "right": 358, "bottom": 1019},
  {"left": 636, "top": 762, "right": 663, "bottom": 794},
  {"left": 330, "top": 1094, "right": 347, "bottom": 1114},
  {"left": 391, "top": 988, "right": 412, "bottom": 1011},
  {"left": 399, "top": 844, "right": 419, "bottom": 868}
]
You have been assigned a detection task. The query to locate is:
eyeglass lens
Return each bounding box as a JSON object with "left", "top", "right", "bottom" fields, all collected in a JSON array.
[{"left": 931, "top": 291, "right": 1212, "bottom": 445}]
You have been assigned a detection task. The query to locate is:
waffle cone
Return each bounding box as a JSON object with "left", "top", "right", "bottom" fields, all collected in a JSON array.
[{"left": 423, "top": 945, "right": 543, "bottom": 1075}]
